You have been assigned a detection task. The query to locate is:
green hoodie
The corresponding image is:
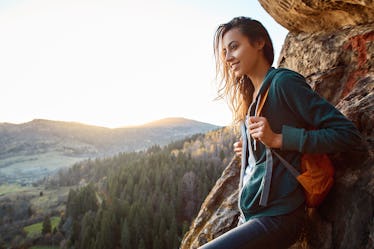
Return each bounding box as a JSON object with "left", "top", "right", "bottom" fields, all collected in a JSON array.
[{"left": 239, "top": 67, "right": 362, "bottom": 221}]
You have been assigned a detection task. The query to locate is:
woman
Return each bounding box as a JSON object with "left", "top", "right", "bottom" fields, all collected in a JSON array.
[{"left": 199, "top": 17, "right": 362, "bottom": 249}]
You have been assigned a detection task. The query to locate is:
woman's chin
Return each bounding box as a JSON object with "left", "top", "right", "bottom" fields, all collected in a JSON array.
[{"left": 234, "top": 71, "right": 244, "bottom": 78}]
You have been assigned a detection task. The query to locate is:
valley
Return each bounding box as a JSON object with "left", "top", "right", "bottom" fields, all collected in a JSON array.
[
  {"left": 0, "top": 124, "right": 236, "bottom": 249},
  {"left": 0, "top": 117, "right": 219, "bottom": 185}
]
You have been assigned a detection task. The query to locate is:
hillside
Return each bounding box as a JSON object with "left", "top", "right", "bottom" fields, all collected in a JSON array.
[
  {"left": 0, "top": 126, "right": 237, "bottom": 249},
  {"left": 0, "top": 117, "right": 219, "bottom": 185}
]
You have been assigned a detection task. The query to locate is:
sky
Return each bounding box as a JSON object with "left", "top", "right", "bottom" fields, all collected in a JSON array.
[{"left": 0, "top": 0, "right": 288, "bottom": 128}]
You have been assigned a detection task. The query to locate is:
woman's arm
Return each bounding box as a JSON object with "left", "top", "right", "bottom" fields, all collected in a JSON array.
[{"left": 274, "top": 71, "right": 362, "bottom": 154}]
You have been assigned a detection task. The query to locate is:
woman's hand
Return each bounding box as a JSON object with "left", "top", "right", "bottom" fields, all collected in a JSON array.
[
  {"left": 233, "top": 140, "right": 242, "bottom": 157},
  {"left": 247, "top": 116, "right": 282, "bottom": 149}
]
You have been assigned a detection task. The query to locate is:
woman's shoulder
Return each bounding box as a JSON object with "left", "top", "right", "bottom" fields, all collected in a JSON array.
[
  {"left": 273, "top": 67, "right": 305, "bottom": 82},
  {"left": 271, "top": 67, "right": 309, "bottom": 91}
]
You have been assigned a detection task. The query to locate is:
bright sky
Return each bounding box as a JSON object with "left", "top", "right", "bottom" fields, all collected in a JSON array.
[{"left": 0, "top": 0, "right": 288, "bottom": 128}]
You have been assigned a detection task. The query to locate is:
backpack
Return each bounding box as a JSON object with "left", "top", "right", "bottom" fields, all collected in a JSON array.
[{"left": 256, "top": 80, "right": 335, "bottom": 208}]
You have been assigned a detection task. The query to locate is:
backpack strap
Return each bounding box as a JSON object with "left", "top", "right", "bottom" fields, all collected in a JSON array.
[
  {"left": 255, "top": 86, "right": 270, "bottom": 117},
  {"left": 240, "top": 68, "right": 283, "bottom": 207},
  {"left": 239, "top": 122, "right": 248, "bottom": 189},
  {"left": 257, "top": 86, "right": 273, "bottom": 207},
  {"left": 240, "top": 85, "right": 270, "bottom": 189},
  {"left": 273, "top": 151, "right": 300, "bottom": 178}
]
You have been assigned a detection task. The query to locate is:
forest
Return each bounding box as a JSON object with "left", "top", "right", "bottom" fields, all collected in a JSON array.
[{"left": 45, "top": 126, "right": 237, "bottom": 249}]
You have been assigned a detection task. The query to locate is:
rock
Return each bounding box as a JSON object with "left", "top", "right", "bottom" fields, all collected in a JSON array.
[
  {"left": 258, "top": 0, "right": 374, "bottom": 33},
  {"left": 278, "top": 23, "right": 374, "bottom": 135},
  {"left": 180, "top": 1, "right": 373, "bottom": 249},
  {"left": 180, "top": 157, "right": 240, "bottom": 249}
]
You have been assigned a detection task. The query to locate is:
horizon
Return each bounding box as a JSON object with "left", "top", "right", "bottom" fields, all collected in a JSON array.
[
  {"left": 0, "top": 116, "right": 224, "bottom": 128},
  {"left": 0, "top": 0, "right": 288, "bottom": 128}
]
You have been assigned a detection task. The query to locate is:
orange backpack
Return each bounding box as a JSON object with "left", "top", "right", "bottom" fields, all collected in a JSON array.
[
  {"left": 258, "top": 86, "right": 335, "bottom": 208},
  {"left": 273, "top": 151, "right": 334, "bottom": 207}
]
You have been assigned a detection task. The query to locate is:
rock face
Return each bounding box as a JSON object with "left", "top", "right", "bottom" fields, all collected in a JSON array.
[
  {"left": 180, "top": 1, "right": 373, "bottom": 249},
  {"left": 259, "top": 0, "right": 374, "bottom": 33},
  {"left": 180, "top": 157, "right": 241, "bottom": 248}
]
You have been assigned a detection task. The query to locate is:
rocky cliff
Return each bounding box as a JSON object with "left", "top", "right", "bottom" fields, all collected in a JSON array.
[{"left": 180, "top": 1, "right": 373, "bottom": 248}]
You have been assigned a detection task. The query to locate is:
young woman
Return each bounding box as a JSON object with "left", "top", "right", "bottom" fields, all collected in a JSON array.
[{"left": 198, "top": 17, "right": 362, "bottom": 249}]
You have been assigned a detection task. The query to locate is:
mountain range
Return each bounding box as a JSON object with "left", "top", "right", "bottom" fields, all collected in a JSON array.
[{"left": 0, "top": 117, "right": 220, "bottom": 185}]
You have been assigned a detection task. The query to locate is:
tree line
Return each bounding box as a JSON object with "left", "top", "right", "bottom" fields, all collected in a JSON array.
[{"left": 55, "top": 127, "right": 237, "bottom": 249}]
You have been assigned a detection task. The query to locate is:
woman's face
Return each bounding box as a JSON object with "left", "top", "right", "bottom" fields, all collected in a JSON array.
[{"left": 221, "top": 28, "right": 262, "bottom": 78}]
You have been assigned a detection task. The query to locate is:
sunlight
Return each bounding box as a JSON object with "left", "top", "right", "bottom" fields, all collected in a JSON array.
[{"left": 0, "top": 0, "right": 287, "bottom": 127}]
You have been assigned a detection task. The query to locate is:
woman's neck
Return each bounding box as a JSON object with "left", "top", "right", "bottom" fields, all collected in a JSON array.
[{"left": 249, "top": 63, "right": 271, "bottom": 102}]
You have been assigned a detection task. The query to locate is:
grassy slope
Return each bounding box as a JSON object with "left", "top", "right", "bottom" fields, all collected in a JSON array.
[
  {"left": 24, "top": 216, "right": 60, "bottom": 238},
  {"left": 0, "top": 152, "right": 86, "bottom": 185},
  {"left": 0, "top": 184, "right": 70, "bottom": 219},
  {"left": 0, "top": 184, "right": 25, "bottom": 195}
]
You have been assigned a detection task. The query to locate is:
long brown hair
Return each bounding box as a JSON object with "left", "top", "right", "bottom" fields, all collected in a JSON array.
[{"left": 213, "top": 17, "right": 274, "bottom": 124}]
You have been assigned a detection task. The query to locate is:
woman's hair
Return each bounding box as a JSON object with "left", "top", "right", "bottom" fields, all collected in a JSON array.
[{"left": 213, "top": 17, "right": 274, "bottom": 124}]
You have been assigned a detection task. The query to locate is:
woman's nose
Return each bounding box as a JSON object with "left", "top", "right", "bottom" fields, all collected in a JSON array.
[
  {"left": 225, "top": 53, "right": 233, "bottom": 62},
  {"left": 225, "top": 51, "right": 234, "bottom": 62}
]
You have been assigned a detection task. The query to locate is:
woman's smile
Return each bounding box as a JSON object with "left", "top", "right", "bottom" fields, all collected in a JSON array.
[{"left": 230, "top": 62, "right": 240, "bottom": 71}]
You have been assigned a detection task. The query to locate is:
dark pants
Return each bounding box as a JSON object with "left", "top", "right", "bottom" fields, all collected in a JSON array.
[{"left": 198, "top": 205, "right": 306, "bottom": 249}]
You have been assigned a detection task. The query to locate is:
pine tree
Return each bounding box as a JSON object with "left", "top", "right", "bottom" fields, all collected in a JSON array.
[
  {"left": 181, "top": 221, "right": 190, "bottom": 238},
  {"left": 42, "top": 215, "right": 52, "bottom": 235},
  {"left": 0, "top": 235, "right": 6, "bottom": 249},
  {"left": 169, "top": 216, "right": 179, "bottom": 249},
  {"left": 79, "top": 211, "right": 96, "bottom": 249},
  {"left": 158, "top": 218, "right": 167, "bottom": 249},
  {"left": 220, "top": 149, "right": 225, "bottom": 160},
  {"left": 95, "top": 209, "right": 116, "bottom": 249},
  {"left": 120, "top": 219, "right": 130, "bottom": 249},
  {"left": 152, "top": 235, "right": 161, "bottom": 249},
  {"left": 138, "top": 238, "right": 146, "bottom": 249}
]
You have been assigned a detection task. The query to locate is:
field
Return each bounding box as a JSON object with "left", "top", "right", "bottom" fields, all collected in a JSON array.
[
  {"left": 24, "top": 216, "right": 61, "bottom": 238},
  {"left": 0, "top": 184, "right": 70, "bottom": 212},
  {"left": 0, "top": 183, "right": 26, "bottom": 195},
  {"left": 0, "top": 185, "right": 70, "bottom": 249},
  {"left": 0, "top": 151, "right": 86, "bottom": 185}
]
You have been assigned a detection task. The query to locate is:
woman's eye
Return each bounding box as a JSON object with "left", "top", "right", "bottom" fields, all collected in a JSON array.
[{"left": 230, "top": 44, "right": 238, "bottom": 50}]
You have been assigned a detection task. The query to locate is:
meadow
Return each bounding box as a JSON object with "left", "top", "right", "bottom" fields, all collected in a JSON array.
[
  {"left": 0, "top": 183, "right": 26, "bottom": 195},
  {"left": 24, "top": 216, "right": 60, "bottom": 238}
]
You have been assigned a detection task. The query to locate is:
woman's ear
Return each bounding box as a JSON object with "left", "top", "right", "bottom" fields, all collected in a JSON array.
[{"left": 255, "top": 40, "right": 265, "bottom": 50}]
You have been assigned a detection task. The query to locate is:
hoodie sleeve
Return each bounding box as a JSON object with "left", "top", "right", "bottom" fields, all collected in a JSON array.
[{"left": 273, "top": 70, "right": 362, "bottom": 154}]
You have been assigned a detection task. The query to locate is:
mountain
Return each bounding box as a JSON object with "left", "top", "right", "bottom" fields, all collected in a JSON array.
[{"left": 0, "top": 117, "right": 220, "bottom": 185}]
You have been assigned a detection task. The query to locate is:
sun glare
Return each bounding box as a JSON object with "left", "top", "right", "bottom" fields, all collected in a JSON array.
[{"left": 0, "top": 0, "right": 286, "bottom": 128}]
